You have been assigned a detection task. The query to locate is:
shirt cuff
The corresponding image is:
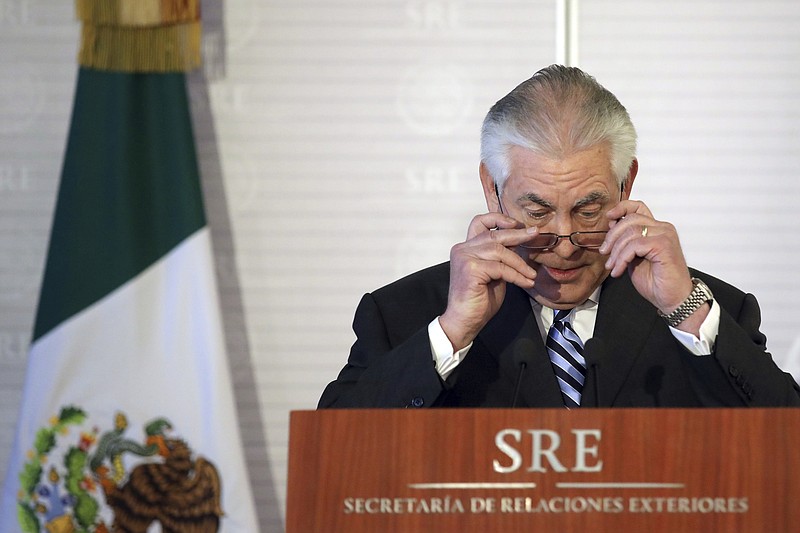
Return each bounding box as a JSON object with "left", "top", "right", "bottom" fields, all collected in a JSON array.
[
  {"left": 428, "top": 317, "right": 473, "bottom": 379},
  {"left": 668, "top": 299, "right": 720, "bottom": 356}
]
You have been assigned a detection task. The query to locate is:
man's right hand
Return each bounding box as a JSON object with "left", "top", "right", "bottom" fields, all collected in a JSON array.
[{"left": 438, "top": 212, "right": 538, "bottom": 351}]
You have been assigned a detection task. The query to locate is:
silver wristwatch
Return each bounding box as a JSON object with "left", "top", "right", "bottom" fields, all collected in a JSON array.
[{"left": 658, "top": 278, "right": 714, "bottom": 327}]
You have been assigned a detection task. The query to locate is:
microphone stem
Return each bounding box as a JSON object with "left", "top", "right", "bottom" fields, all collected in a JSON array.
[
  {"left": 593, "top": 363, "right": 600, "bottom": 407},
  {"left": 512, "top": 362, "right": 526, "bottom": 408}
]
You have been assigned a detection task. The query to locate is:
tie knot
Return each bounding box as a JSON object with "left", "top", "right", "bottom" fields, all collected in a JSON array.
[{"left": 553, "top": 309, "right": 573, "bottom": 323}]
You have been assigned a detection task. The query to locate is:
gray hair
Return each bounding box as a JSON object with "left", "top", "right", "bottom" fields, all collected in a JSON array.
[{"left": 480, "top": 65, "right": 637, "bottom": 191}]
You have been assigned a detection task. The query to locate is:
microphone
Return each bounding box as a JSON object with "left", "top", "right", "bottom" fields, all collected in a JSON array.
[
  {"left": 583, "top": 338, "right": 606, "bottom": 407},
  {"left": 645, "top": 366, "right": 664, "bottom": 407},
  {"left": 511, "top": 338, "right": 536, "bottom": 408}
]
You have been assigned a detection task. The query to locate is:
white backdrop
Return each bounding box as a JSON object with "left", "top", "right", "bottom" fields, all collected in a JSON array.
[{"left": 1, "top": 1, "right": 799, "bottom": 531}]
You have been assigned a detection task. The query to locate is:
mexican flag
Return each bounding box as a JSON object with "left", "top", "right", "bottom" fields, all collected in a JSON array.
[{"left": 0, "top": 2, "right": 259, "bottom": 532}]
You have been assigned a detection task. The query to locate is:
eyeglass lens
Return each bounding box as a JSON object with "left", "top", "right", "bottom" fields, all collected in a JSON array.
[{"left": 520, "top": 231, "right": 607, "bottom": 250}]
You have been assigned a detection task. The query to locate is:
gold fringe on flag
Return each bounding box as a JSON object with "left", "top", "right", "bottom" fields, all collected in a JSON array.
[{"left": 76, "top": 0, "right": 201, "bottom": 72}]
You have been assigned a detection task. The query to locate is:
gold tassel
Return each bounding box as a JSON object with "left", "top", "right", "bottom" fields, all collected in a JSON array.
[{"left": 75, "top": 0, "right": 201, "bottom": 72}]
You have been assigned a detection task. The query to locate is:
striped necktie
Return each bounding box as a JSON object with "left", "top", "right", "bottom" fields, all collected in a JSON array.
[{"left": 546, "top": 309, "right": 587, "bottom": 408}]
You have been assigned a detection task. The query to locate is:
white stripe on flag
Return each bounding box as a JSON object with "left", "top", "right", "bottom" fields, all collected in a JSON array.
[{"left": 0, "top": 229, "right": 258, "bottom": 532}]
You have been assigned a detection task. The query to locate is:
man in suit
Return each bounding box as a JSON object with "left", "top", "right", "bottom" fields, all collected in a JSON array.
[{"left": 318, "top": 65, "right": 800, "bottom": 409}]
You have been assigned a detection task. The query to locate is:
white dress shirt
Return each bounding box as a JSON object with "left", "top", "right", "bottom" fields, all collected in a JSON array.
[{"left": 429, "top": 286, "right": 721, "bottom": 380}]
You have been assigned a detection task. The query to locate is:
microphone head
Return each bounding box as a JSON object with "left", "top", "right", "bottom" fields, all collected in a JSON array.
[
  {"left": 512, "top": 338, "right": 537, "bottom": 368},
  {"left": 583, "top": 337, "right": 606, "bottom": 368},
  {"left": 645, "top": 366, "right": 665, "bottom": 396},
  {"left": 510, "top": 338, "right": 536, "bottom": 408},
  {"left": 583, "top": 337, "right": 606, "bottom": 407}
]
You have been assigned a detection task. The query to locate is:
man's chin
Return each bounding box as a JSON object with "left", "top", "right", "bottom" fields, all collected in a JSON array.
[
  {"left": 531, "top": 289, "right": 566, "bottom": 308},
  {"left": 527, "top": 268, "right": 609, "bottom": 308},
  {"left": 527, "top": 275, "right": 589, "bottom": 309}
]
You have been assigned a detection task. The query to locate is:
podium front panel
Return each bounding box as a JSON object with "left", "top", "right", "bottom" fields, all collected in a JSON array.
[{"left": 286, "top": 409, "right": 799, "bottom": 532}]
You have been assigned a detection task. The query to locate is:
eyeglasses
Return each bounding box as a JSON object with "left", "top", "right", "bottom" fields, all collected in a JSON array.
[
  {"left": 519, "top": 231, "right": 608, "bottom": 250},
  {"left": 493, "top": 184, "right": 610, "bottom": 250}
]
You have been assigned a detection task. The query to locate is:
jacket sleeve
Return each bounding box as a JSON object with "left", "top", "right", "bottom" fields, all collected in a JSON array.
[
  {"left": 317, "top": 292, "right": 447, "bottom": 408},
  {"left": 709, "top": 292, "right": 800, "bottom": 406}
]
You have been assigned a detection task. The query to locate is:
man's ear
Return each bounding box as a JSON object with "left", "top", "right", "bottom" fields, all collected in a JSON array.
[
  {"left": 621, "top": 158, "right": 638, "bottom": 200},
  {"left": 480, "top": 162, "right": 501, "bottom": 212}
]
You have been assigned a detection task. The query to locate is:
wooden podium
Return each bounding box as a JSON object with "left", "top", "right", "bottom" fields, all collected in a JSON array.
[{"left": 286, "top": 409, "right": 800, "bottom": 532}]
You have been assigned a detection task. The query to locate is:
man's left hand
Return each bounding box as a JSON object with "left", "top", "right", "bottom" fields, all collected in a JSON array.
[{"left": 599, "top": 200, "right": 707, "bottom": 332}]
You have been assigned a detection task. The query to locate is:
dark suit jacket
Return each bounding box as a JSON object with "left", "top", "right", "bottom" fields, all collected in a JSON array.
[{"left": 318, "top": 262, "right": 800, "bottom": 408}]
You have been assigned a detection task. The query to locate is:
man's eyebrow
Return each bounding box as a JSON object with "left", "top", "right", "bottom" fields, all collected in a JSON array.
[
  {"left": 573, "top": 191, "right": 610, "bottom": 209},
  {"left": 518, "top": 193, "right": 553, "bottom": 209},
  {"left": 517, "top": 191, "right": 610, "bottom": 210}
]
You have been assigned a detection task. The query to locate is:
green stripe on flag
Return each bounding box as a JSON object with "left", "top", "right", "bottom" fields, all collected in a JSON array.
[{"left": 33, "top": 67, "right": 206, "bottom": 341}]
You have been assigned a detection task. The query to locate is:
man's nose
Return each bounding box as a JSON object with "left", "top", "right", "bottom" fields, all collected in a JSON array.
[
  {"left": 551, "top": 234, "right": 579, "bottom": 257},
  {"left": 549, "top": 220, "right": 579, "bottom": 257}
]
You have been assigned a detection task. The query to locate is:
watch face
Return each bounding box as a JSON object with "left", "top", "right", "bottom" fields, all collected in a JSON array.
[
  {"left": 696, "top": 279, "right": 713, "bottom": 301},
  {"left": 661, "top": 278, "right": 713, "bottom": 327}
]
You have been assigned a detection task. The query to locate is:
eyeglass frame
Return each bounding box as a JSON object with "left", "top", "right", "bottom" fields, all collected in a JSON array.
[
  {"left": 514, "top": 230, "right": 609, "bottom": 250},
  {"left": 493, "top": 183, "right": 610, "bottom": 250}
]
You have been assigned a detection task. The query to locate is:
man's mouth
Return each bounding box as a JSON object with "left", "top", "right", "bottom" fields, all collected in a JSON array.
[{"left": 543, "top": 265, "right": 582, "bottom": 282}]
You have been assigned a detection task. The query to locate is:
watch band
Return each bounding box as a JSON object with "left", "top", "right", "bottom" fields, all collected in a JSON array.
[{"left": 658, "top": 278, "right": 714, "bottom": 327}]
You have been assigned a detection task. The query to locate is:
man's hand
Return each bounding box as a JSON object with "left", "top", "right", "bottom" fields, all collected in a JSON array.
[
  {"left": 439, "top": 212, "right": 538, "bottom": 351},
  {"left": 600, "top": 200, "right": 709, "bottom": 334}
]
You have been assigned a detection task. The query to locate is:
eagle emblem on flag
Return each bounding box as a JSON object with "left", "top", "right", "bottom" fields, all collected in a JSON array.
[{"left": 16, "top": 406, "right": 223, "bottom": 533}]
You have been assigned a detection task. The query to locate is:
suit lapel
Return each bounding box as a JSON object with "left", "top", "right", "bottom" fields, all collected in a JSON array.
[
  {"left": 475, "top": 284, "right": 564, "bottom": 407},
  {"left": 588, "top": 274, "right": 660, "bottom": 406}
]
